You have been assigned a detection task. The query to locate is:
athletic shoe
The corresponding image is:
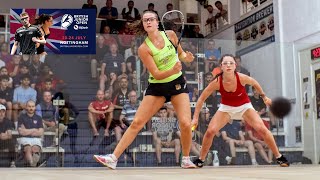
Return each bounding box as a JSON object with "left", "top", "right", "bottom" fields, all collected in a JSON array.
[
  {"left": 93, "top": 154, "right": 117, "bottom": 169},
  {"left": 181, "top": 156, "right": 197, "bottom": 168},
  {"left": 276, "top": 155, "right": 290, "bottom": 167},
  {"left": 193, "top": 158, "right": 204, "bottom": 168}
]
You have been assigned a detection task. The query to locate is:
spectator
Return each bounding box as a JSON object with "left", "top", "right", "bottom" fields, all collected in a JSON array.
[
  {"left": 245, "top": 119, "right": 273, "bottom": 164},
  {"left": 12, "top": 74, "right": 37, "bottom": 124},
  {"left": 0, "top": 67, "right": 13, "bottom": 88},
  {"left": 1, "top": 42, "right": 11, "bottom": 63},
  {"left": 235, "top": 56, "right": 250, "bottom": 92},
  {"left": 13, "top": 64, "right": 35, "bottom": 88},
  {"left": 144, "top": 3, "right": 160, "bottom": 20},
  {"left": 205, "top": 5, "right": 216, "bottom": 27},
  {"left": 58, "top": 94, "right": 79, "bottom": 125},
  {"left": 36, "top": 91, "right": 66, "bottom": 146},
  {"left": 214, "top": 1, "right": 228, "bottom": 25},
  {"left": 164, "top": 3, "right": 180, "bottom": 22},
  {"left": 82, "top": 0, "right": 98, "bottom": 15},
  {"left": 17, "top": 100, "right": 44, "bottom": 167},
  {"left": 98, "top": 0, "right": 118, "bottom": 33},
  {"left": 151, "top": 107, "right": 180, "bottom": 166},
  {"left": 204, "top": 39, "right": 221, "bottom": 73},
  {"left": 99, "top": 43, "right": 125, "bottom": 91},
  {"left": 189, "top": 25, "right": 204, "bottom": 38},
  {"left": 0, "top": 75, "right": 13, "bottom": 120},
  {"left": 119, "top": 90, "right": 139, "bottom": 127},
  {"left": 0, "top": 104, "right": 15, "bottom": 167},
  {"left": 88, "top": 89, "right": 114, "bottom": 136},
  {"left": 121, "top": 0, "right": 141, "bottom": 21},
  {"left": 111, "top": 77, "right": 130, "bottom": 142},
  {"left": 98, "top": 0, "right": 118, "bottom": 20},
  {"left": 221, "top": 120, "right": 258, "bottom": 165},
  {"left": 5, "top": 55, "right": 20, "bottom": 80},
  {"left": 91, "top": 35, "right": 109, "bottom": 79}
]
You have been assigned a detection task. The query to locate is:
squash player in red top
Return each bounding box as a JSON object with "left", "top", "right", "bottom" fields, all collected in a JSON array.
[{"left": 191, "top": 54, "right": 289, "bottom": 167}]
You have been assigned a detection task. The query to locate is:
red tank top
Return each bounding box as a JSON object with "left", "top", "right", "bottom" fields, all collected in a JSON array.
[
  {"left": 219, "top": 72, "right": 250, "bottom": 107},
  {"left": 91, "top": 100, "right": 112, "bottom": 120}
]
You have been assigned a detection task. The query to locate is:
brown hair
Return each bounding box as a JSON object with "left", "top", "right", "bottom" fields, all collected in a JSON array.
[{"left": 129, "top": 11, "right": 158, "bottom": 36}]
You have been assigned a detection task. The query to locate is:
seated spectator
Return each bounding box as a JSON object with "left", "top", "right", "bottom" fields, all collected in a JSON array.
[
  {"left": 13, "top": 64, "right": 35, "bottom": 88},
  {"left": 118, "top": 22, "right": 135, "bottom": 49},
  {"left": 5, "top": 55, "right": 21, "bottom": 79},
  {"left": 98, "top": 0, "right": 118, "bottom": 20},
  {"left": 221, "top": 120, "right": 258, "bottom": 165},
  {"left": 0, "top": 104, "right": 15, "bottom": 167},
  {"left": 204, "top": 39, "right": 221, "bottom": 73},
  {"left": 124, "top": 40, "right": 137, "bottom": 61},
  {"left": 245, "top": 119, "right": 273, "bottom": 164},
  {"left": 110, "top": 77, "right": 129, "bottom": 142},
  {"left": 151, "top": 107, "right": 180, "bottom": 166},
  {"left": 164, "top": 3, "right": 180, "bottom": 22},
  {"left": 144, "top": 3, "right": 160, "bottom": 20},
  {"left": 119, "top": 90, "right": 139, "bottom": 128},
  {"left": 99, "top": 43, "right": 125, "bottom": 91},
  {"left": 37, "top": 78, "right": 57, "bottom": 103},
  {"left": 58, "top": 94, "right": 79, "bottom": 125},
  {"left": 36, "top": 91, "right": 66, "bottom": 146},
  {"left": 91, "top": 35, "right": 109, "bottom": 79},
  {"left": 88, "top": 89, "right": 114, "bottom": 136},
  {"left": 29, "top": 54, "right": 44, "bottom": 84},
  {"left": 189, "top": 25, "right": 204, "bottom": 38},
  {"left": 17, "top": 100, "right": 44, "bottom": 167},
  {"left": 98, "top": 0, "right": 118, "bottom": 33},
  {"left": 12, "top": 74, "right": 37, "bottom": 125},
  {"left": 121, "top": 0, "right": 141, "bottom": 21},
  {"left": 82, "top": 0, "right": 98, "bottom": 15},
  {"left": 0, "top": 75, "right": 13, "bottom": 120},
  {"left": 0, "top": 43, "right": 11, "bottom": 63},
  {"left": 0, "top": 67, "right": 13, "bottom": 88},
  {"left": 235, "top": 56, "right": 250, "bottom": 92},
  {"left": 102, "top": 25, "right": 118, "bottom": 47}
]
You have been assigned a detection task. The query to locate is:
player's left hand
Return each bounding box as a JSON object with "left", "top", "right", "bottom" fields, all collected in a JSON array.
[{"left": 184, "top": 51, "right": 194, "bottom": 62}]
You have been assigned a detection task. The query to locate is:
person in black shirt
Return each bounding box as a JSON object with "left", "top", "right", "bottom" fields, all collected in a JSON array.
[
  {"left": 11, "top": 12, "right": 46, "bottom": 55},
  {"left": 82, "top": 0, "right": 98, "bottom": 15}
]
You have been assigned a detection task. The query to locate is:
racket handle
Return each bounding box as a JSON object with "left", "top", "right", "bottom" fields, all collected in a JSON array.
[{"left": 191, "top": 125, "right": 196, "bottom": 131}]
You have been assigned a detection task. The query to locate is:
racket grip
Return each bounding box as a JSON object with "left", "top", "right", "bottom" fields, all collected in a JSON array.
[{"left": 191, "top": 125, "right": 196, "bottom": 131}]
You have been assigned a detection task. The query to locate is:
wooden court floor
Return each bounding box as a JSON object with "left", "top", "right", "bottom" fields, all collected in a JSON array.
[{"left": 1, "top": 165, "right": 319, "bottom": 180}]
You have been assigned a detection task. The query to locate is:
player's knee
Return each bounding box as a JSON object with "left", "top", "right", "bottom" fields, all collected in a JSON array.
[
  {"left": 205, "top": 128, "right": 218, "bottom": 138},
  {"left": 130, "top": 119, "right": 145, "bottom": 131},
  {"left": 178, "top": 118, "right": 191, "bottom": 130}
]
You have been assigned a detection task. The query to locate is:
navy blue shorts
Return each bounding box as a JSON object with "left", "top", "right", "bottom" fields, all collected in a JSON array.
[{"left": 145, "top": 75, "right": 189, "bottom": 102}]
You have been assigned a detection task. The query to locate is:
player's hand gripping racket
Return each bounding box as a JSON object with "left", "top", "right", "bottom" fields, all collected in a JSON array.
[{"left": 161, "top": 10, "right": 185, "bottom": 61}]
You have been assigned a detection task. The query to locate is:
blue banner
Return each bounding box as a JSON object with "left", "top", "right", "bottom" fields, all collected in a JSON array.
[{"left": 10, "top": 9, "right": 96, "bottom": 54}]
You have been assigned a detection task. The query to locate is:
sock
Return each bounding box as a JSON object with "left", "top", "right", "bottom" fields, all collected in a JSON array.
[
  {"left": 276, "top": 154, "right": 282, "bottom": 159},
  {"left": 251, "top": 159, "right": 257, "bottom": 164},
  {"left": 182, "top": 156, "right": 190, "bottom": 159},
  {"left": 111, "top": 154, "right": 118, "bottom": 161}
]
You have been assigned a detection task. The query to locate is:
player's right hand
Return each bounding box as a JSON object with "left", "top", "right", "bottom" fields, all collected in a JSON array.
[
  {"left": 191, "top": 117, "right": 199, "bottom": 130},
  {"left": 172, "top": 61, "right": 182, "bottom": 73}
]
